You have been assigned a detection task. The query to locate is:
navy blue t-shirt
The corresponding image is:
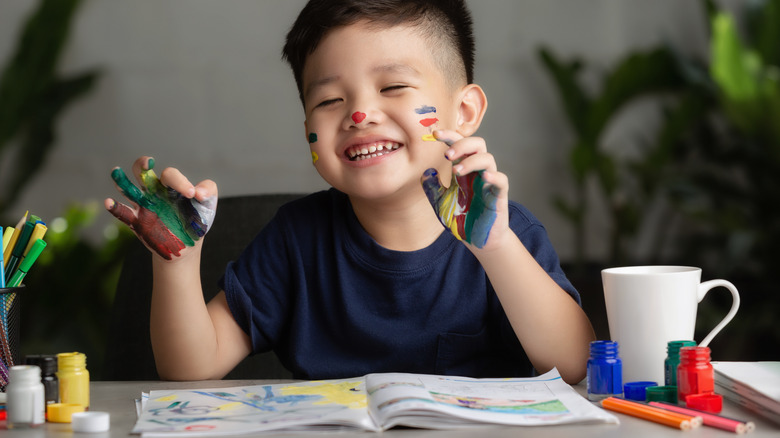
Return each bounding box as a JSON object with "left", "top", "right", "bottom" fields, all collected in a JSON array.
[{"left": 221, "top": 189, "right": 578, "bottom": 380}]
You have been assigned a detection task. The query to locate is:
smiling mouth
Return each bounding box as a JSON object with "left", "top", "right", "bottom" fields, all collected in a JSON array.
[{"left": 346, "top": 141, "right": 402, "bottom": 161}]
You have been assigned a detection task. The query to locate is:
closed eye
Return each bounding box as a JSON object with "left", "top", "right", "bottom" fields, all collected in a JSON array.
[
  {"left": 316, "top": 98, "right": 342, "bottom": 108},
  {"left": 381, "top": 85, "right": 408, "bottom": 93}
]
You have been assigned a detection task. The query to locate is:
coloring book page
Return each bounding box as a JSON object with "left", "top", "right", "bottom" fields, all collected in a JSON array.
[
  {"left": 133, "top": 369, "right": 617, "bottom": 436},
  {"left": 134, "top": 378, "right": 377, "bottom": 436},
  {"left": 367, "top": 369, "right": 618, "bottom": 429}
]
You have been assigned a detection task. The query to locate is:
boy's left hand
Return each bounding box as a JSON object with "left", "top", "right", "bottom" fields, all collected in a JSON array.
[{"left": 420, "top": 130, "right": 509, "bottom": 249}]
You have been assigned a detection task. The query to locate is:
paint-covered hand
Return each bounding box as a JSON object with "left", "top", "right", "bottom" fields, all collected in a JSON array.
[
  {"left": 421, "top": 131, "right": 505, "bottom": 249},
  {"left": 105, "top": 157, "right": 217, "bottom": 260}
]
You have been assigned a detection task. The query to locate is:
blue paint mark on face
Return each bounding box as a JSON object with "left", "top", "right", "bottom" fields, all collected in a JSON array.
[{"left": 415, "top": 105, "right": 437, "bottom": 114}]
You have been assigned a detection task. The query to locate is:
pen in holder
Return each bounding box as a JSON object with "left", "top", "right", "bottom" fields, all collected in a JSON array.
[{"left": 1, "top": 285, "right": 26, "bottom": 391}]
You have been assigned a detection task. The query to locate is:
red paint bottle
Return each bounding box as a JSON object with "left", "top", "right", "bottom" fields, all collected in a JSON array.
[{"left": 677, "top": 346, "right": 714, "bottom": 403}]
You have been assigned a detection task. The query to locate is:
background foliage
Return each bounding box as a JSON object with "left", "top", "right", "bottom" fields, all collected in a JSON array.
[
  {"left": 0, "top": 0, "right": 132, "bottom": 379},
  {"left": 540, "top": 0, "right": 780, "bottom": 359}
]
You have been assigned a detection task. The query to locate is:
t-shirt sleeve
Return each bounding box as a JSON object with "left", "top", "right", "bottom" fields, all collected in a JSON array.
[
  {"left": 508, "top": 202, "right": 580, "bottom": 305},
  {"left": 219, "top": 210, "right": 293, "bottom": 354}
]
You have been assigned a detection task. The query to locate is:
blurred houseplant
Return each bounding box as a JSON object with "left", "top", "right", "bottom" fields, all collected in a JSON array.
[
  {"left": 538, "top": 0, "right": 780, "bottom": 358},
  {"left": 0, "top": 0, "right": 133, "bottom": 378}
]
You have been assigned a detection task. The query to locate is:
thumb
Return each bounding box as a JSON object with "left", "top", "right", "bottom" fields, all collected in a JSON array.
[{"left": 421, "top": 168, "right": 445, "bottom": 208}]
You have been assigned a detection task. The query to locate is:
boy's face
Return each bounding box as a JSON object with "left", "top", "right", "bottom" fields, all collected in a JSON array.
[{"left": 301, "top": 21, "right": 462, "bottom": 203}]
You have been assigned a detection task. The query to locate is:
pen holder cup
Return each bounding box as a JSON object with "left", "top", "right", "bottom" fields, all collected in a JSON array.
[{"left": 1, "top": 285, "right": 25, "bottom": 391}]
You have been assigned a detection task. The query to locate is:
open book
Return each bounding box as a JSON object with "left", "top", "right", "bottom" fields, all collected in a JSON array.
[{"left": 132, "top": 368, "right": 618, "bottom": 436}]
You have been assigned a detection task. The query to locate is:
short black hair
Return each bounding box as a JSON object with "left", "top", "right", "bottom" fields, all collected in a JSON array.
[{"left": 282, "top": 0, "right": 475, "bottom": 104}]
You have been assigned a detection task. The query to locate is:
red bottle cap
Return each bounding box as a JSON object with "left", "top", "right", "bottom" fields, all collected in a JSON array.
[{"left": 686, "top": 392, "right": 723, "bottom": 413}]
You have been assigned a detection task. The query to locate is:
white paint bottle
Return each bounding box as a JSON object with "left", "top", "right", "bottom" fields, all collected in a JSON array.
[{"left": 7, "top": 365, "right": 46, "bottom": 428}]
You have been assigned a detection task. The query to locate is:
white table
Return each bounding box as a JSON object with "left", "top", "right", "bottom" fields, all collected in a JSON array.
[{"left": 4, "top": 379, "right": 778, "bottom": 437}]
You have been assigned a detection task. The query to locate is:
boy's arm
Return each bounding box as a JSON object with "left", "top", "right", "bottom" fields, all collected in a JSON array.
[
  {"left": 423, "top": 131, "right": 595, "bottom": 384},
  {"left": 106, "top": 156, "right": 251, "bottom": 380},
  {"left": 151, "top": 255, "right": 252, "bottom": 380}
]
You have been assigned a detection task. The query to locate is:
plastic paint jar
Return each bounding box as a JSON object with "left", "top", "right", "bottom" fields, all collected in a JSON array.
[
  {"left": 587, "top": 340, "right": 623, "bottom": 401},
  {"left": 6, "top": 365, "right": 46, "bottom": 428},
  {"left": 677, "top": 346, "right": 714, "bottom": 402},
  {"left": 57, "top": 352, "right": 90, "bottom": 410},
  {"left": 664, "top": 340, "right": 696, "bottom": 386},
  {"left": 25, "top": 354, "right": 59, "bottom": 405}
]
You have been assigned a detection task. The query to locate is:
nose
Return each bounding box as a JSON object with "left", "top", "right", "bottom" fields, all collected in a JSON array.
[{"left": 342, "top": 102, "right": 382, "bottom": 130}]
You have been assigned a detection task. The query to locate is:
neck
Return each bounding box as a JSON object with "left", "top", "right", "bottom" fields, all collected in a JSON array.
[{"left": 349, "top": 188, "right": 444, "bottom": 252}]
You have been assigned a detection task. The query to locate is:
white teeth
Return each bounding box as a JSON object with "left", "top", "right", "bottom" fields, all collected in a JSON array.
[{"left": 348, "top": 142, "right": 400, "bottom": 160}]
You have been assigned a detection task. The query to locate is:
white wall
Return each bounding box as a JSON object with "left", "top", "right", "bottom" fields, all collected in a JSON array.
[{"left": 0, "top": 0, "right": 731, "bottom": 261}]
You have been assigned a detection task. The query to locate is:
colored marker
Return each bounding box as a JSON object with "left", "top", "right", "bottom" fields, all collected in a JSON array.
[
  {"left": 0, "top": 226, "right": 5, "bottom": 288},
  {"left": 3, "top": 226, "right": 20, "bottom": 269},
  {"left": 649, "top": 401, "right": 755, "bottom": 434},
  {"left": 4, "top": 220, "right": 34, "bottom": 283},
  {"left": 601, "top": 397, "right": 702, "bottom": 430},
  {"left": 23, "top": 222, "right": 47, "bottom": 256},
  {"left": 8, "top": 239, "right": 46, "bottom": 288},
  {"left": 2, "top": 226, "right": 13, "bottom": 252}
]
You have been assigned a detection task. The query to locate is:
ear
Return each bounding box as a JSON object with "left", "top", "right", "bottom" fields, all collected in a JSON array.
[{"left": 455, "top": 84, "right": 488, "bottom": 137}]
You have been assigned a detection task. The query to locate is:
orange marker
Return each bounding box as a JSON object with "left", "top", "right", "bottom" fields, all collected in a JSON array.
[{"left": 601, "top": 397, "right": 702, "bottom": 430}]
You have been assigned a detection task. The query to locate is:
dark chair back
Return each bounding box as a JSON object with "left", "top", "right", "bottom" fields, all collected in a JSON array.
[{"left": 103, "top": 194, "right": 303, "bottom": 380}]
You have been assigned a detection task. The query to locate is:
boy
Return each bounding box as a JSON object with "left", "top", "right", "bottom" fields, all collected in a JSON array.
[{"left": 105, "top": 0, "right": 595, "bottom": 383}]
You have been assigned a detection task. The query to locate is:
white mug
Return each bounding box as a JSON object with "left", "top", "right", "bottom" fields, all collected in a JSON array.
[{"left": 601, "top": 266, "right": 740, "bottom": 384}]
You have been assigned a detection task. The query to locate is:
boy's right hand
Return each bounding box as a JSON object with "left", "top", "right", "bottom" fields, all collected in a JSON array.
[{"left": 104, "top": 156, "right": 217, "bottom": 260}]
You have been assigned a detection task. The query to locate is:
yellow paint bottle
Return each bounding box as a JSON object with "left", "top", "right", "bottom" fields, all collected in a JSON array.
[{"left": 57, "top": 352, "right": 90, "bottom": 410}]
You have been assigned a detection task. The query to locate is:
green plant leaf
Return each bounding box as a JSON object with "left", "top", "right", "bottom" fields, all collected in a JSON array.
[{"left": 537, "top": 47, "right": 591, "bottom": 137}]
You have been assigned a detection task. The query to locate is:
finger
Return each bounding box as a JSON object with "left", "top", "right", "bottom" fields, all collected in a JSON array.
[
  {"left": 105, "top": 198, "right": 137, "bottom": 227},
  {"left": 131, "top": 156, "right": 154, "bottom": 176},
  {"left": 421, "top": 168, "right": 446, "bottom": 208},
  {"left": 111, "top": 167, "right": 151, "bottom": 208},
  {"left": 193, "top": 179, "right": 219, "bottom": 203},
  {"left": 432, "top": 129, "right": 463, "bottom": 148},
  {"left": 160, "top": 167, "right": 196, "bottom": 198},
  {"left": 452, "top": 152, "right": 497, "bottom": 176},
  {"left": 481, "top": 170, "right": 508, "bottom": 202},
  {"left": 441, "top": 136, "right": 488, "bottom": 163}
]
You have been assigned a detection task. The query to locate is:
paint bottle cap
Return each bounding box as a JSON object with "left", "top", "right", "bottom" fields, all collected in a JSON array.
[
  {"left": 686, "top": 393, "right": 723, "bottom": 413},
  {"left": 71, "top": 411, "right": 110, "bottom": 432},
  {"left": 47, "top": 403, "right": 85, "bottom": 423},
  {"left": 645, "top": 385, "right": 678, "bottom": 404},
  {"left": 623, "top": 381, "right": 657, "bottom": 401}
]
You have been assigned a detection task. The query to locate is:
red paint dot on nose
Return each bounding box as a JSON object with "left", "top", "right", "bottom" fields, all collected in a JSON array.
[{"left": 352, "top": 112, "right": 367, "bottom": 124}]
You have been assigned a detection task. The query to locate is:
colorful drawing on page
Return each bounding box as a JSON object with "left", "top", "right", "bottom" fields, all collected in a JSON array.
[
  {"left": 420, "top": 137, "right": 498, "bottom": 248},
  {"left": 427, "top": 392, "right": 569, "bottom": 417},
  {"left": 107, "top": 159, "right": 216, "bottom": 260},
  {"left": 136, "top": 380, "right": 368, "bottom": 434}
]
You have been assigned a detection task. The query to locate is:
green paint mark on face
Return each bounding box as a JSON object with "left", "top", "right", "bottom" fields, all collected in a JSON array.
[{"left": 308, "top": 132, "right": 318, "bottom": 143}]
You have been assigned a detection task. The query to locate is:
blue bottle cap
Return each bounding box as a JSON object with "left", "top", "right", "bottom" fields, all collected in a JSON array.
[{"left": 623, "top": 381, "right": 658, "bottom": 401}]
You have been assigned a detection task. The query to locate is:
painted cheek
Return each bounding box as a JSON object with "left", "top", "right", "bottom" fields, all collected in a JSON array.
[{"left": 311, "top": 151, "right": 319, "bottom": 164}]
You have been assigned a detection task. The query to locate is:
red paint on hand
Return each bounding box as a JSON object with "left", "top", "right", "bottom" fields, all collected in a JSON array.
[{"left": 352, "top": 111, "right": 367, "bottom": 124}]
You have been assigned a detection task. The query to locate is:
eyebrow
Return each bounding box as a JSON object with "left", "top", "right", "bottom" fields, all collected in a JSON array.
[{"left": 304, "top": 62, "right": 422, "bottom": 100}]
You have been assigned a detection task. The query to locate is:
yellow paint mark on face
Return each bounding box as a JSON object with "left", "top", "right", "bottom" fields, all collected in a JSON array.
[
  {"left": 422, "top": 134, "right": 437, "bottom": 142},
  {"left": 311, "top": 151, "right": 319, "bottom": 164},
  {"left": 280, "top": 381, "right": 366, "bottom": 409},
  {"left": 155, "top": 395, "right": 178, "bottom": 402}
]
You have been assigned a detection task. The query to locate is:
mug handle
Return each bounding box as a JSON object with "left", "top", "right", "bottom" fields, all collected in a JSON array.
[{"left": 697, "top": 279, "right": 740, "bottom": 347}]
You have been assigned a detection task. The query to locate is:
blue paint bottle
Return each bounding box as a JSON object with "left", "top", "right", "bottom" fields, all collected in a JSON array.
[{"left": 587, "top": 340, "right": 623, "bottom": 401}]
